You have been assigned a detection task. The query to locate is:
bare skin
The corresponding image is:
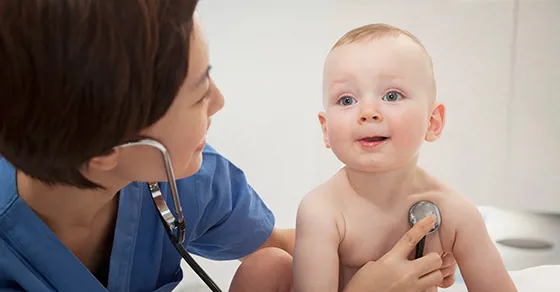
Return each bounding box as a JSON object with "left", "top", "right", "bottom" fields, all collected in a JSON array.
[
  {"left": 335, "top": 167, "right": 453, "bottom": 290},
  {"left": 294, "top": 166, "right": 516, "bottom": 292},
  {"left": 294, "top": 30, "right": 516, "bottom": 292}
]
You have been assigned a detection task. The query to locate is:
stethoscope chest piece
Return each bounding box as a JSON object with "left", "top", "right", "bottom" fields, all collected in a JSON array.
[
  {"left": 408, "top": 200, "right": 441, "bottom": 234},
  {"left": 408, "top": 200, "right": 442, "bottom": 259}
]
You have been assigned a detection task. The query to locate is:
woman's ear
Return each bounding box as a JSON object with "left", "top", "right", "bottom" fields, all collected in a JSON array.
[
  {"left": 425, "top": 102, "right": 446, "bottom": 142},
  {"left": 88, "top": 148, "right": 120, "bottom": 171},
  {"left": 318, "top": 111, "right": 331, "bottom": 148}
]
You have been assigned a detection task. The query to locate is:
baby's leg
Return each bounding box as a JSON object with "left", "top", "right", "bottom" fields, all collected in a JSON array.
[{"left": 229, "top": 247, "right": 293, "bottom": 292}]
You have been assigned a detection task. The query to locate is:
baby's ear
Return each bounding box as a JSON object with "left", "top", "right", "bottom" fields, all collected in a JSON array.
[
  {"left": 425, "top": 102, "right": 446, "bottom": 142},
  {"left": 318, "top": 112, "right": 331, "bottom": 148}
]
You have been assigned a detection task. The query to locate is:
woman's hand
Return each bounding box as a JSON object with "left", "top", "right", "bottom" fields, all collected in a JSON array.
[
  {"left": 439, "top": 252, "right": 457, "bottom": 288},
  {"left": 344, "top": 215, "right": 453, "bottom": 292}
]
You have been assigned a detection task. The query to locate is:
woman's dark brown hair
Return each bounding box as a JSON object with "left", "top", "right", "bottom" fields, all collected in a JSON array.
[{"left": 0, "top": 0, "right": 199, "bottom": 188}]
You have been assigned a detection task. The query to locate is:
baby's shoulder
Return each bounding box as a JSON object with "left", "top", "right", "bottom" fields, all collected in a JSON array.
[
  {"left": 413, "top": 168, "right": 481, "bottom": 227},
  {"left": 440, "top": 189, "right": 482, "bottom": 229},
  {"left": 414, "top": 168, "right": 472, "bottom": 206},
  {"left": 299, "top": 177, "right": 341, "bottom": 213},
  {"left": 296, "top": 172, "right": 349, "bottom": 233},
  {"left": 299, "top": 170, "right": 349, "bottom": 206}
]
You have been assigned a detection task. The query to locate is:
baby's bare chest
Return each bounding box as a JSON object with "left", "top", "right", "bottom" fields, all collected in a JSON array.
[{"left": 337, "top": 195, "right": 455, "bottom": 286}]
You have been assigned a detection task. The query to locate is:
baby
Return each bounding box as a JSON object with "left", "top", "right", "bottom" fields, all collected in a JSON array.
[{"left": 293, "top": 24, "right": 517, "bottom": 292}]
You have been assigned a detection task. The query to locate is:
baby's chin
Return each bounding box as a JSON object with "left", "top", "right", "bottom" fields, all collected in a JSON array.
[
  {"left": 345, "top": 163, "right": 393, "bottom": 173},
  {"left": 342, "top": 156, "right": 406, "bottom": 173}
]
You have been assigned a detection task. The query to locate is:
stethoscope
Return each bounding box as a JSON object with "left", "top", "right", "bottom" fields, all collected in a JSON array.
[
  {"left": 408, "top": 200, "right": 442, "bottom": 259},
  {"left": 117, "top": 138, "right": 442, "bottom": 291},
  {"left": 117, "top": 138, "right": 223, "bottom": 292}
]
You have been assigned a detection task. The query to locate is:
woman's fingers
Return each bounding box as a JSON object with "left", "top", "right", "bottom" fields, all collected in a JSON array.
[
  {"left": 441, "top": 252, "right": 456, "bottom": 268},
  {"left": 439, "top": 253, "right": 457, "bottom": 288},
  {"left": 441, "top": 263, "right": 456, "bottom": 277},
  {"left": 389, "top": 215, "right": 436, "bottom": 258},
  {"left": 417, "top": 269, "right": 443, "bottom": 291},
  {"left": 439, "top": 271, "right": 456, "bottom": 288},
  {"left": 412, "top": 252, "right": 443, "bottom": 277}
]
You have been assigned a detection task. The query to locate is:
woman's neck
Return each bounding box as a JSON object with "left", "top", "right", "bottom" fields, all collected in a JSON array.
[
  {"left": 16, "top": 171, "right": 123, "bottom": 285},
  {"left": 16, "top": 171, "right": 123, "bottom": 231}
]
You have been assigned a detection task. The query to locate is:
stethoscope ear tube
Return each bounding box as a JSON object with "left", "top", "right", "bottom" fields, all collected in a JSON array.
[
  {"left": 148, "top": 182, "right": 186, "bottom": 244},
  {"left": 117, "top": 138, "right": 186, "bottom": 243},
  {"left": 116, "top": 138, "right": 221, "bottom": 291}
]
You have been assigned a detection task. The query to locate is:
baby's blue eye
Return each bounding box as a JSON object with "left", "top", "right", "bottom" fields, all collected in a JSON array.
[
  {"left": 382, "top": 91, "right": 403, "bottom": 102},
  {"left": 338, "top": 96, "right": 356, "bottom": 106}
]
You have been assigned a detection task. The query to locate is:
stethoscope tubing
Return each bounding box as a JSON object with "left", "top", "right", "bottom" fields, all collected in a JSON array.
[{"left": 116, "top": 138, "right": 222, "bottom": 292}]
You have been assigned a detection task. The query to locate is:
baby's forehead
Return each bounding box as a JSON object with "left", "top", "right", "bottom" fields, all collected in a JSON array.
[{"left": 323, "top": 36, "right": 434, "bottom": 82}]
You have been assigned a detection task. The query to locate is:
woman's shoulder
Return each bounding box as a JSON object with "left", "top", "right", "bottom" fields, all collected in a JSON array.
[{"left": 0, "top": 157, "right": 17, "bottom": 217}]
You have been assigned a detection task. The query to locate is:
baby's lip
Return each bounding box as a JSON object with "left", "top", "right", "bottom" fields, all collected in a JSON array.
[{"left": 357, "top": 136, "right": 389, "bottom": 142}]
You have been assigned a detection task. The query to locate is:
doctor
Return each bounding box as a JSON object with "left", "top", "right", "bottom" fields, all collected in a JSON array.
[{"left": 0, "top": 0, "right": 456, "bottom": 291}]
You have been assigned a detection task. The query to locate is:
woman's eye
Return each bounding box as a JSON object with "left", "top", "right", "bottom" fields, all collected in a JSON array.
[
  {"left": 199, "top": 87, "right": 212, "bottom": 103},
  {"left": 338, "top": 96, "right": 357, "bottom": 106},
  {"left": 382, "top": 91, "right": 403, "bottom": 102}
]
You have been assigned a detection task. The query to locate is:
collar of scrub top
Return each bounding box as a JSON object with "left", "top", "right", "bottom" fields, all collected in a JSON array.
[{"left": 115, "top": 138, "right": 186, "bottom": 244}]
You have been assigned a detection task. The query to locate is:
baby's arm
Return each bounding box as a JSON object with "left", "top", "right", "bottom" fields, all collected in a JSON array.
[
  {"left": 450, "top": 197, "right": 517, "bottom": 291},
  {"left": 293, "top": 191, "right": 343, "bottom": 292}
]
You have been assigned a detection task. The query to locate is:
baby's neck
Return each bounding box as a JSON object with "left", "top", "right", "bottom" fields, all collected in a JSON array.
[{"left": 344, "top": 161, "right": 424, "bottom": 209}]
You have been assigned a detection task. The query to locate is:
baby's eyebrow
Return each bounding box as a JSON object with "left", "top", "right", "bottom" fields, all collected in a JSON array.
[
  {"left": 328, "top": 81, "right": 349, "bottom": 94},
  {"left": 378, "top": 73, "right": 400, "bottom": 80},
  {"left": 329, "top": 77, "right": 353, "bottom": 89}
]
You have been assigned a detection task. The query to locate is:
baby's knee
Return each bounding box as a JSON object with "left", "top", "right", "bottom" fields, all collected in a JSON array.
[
  {"left": 230, "top": 248, "right": 293, "bottom": 292},
  {"left": 240, "top": 247, "right": 292, "bottom": 278}
]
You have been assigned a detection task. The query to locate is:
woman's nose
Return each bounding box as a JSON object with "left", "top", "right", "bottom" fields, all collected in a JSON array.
[{"left": 208, "top": 81, "right": 225, "bottom": 116}]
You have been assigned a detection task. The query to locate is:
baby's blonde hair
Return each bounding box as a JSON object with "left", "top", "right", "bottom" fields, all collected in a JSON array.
[
  {"left": 332, "top": 23, "right": 426, "bottom": 51},
  {"left": 329, "top": 23, "right": 436, "bottom": 97}
]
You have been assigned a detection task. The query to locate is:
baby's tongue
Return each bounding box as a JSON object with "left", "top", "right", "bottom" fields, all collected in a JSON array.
[{"left": 361, "top": 136, "right": 386, "bottom": 142}]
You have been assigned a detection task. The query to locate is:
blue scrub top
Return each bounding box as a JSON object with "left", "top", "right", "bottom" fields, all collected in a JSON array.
[{"left": 0, "top": 145, "right": 275, "bottom": 291}]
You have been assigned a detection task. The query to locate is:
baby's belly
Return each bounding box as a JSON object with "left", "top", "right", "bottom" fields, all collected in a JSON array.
[{"left": 339, "top": 264, "right": 438, "bottom": 292}]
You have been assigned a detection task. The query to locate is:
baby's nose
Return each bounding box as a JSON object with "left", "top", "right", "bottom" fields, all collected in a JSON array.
[{"left": 358, "top": 110, "right": 383, "bottom": 123}]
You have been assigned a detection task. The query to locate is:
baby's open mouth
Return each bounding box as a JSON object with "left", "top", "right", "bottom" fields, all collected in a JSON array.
[
  {"left": 359, "top": 136, "right": 388, "bottom": 142},
  {"left": 357, "top": 136, "right": 389, "bottom": 149}
]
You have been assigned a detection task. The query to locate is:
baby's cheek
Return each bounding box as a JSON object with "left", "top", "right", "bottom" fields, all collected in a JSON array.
[
  {"left": 399, "top": 128, "right": 425, "bottom": 150},
  {"left": 326, "top": 119, "right": 352, "bottom": 144},
  {"left": 391, "top": 111, "right": 427, "bottom": 150},
  {"left": 325, "top": 121, "right": 356, "bottom": 163}
]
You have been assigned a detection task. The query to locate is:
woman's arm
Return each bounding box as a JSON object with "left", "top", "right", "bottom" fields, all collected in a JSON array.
[
  {"left": 254, "top": 228, "right": 295, "bottom": 257},
  {"left": 179, "top": 145, "right": 277, "bottom": 260}
]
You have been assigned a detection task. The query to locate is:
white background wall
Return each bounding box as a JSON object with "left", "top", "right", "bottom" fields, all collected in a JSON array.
[{"left": 176, "top": 0, "right": 560, "bottom": 290}]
